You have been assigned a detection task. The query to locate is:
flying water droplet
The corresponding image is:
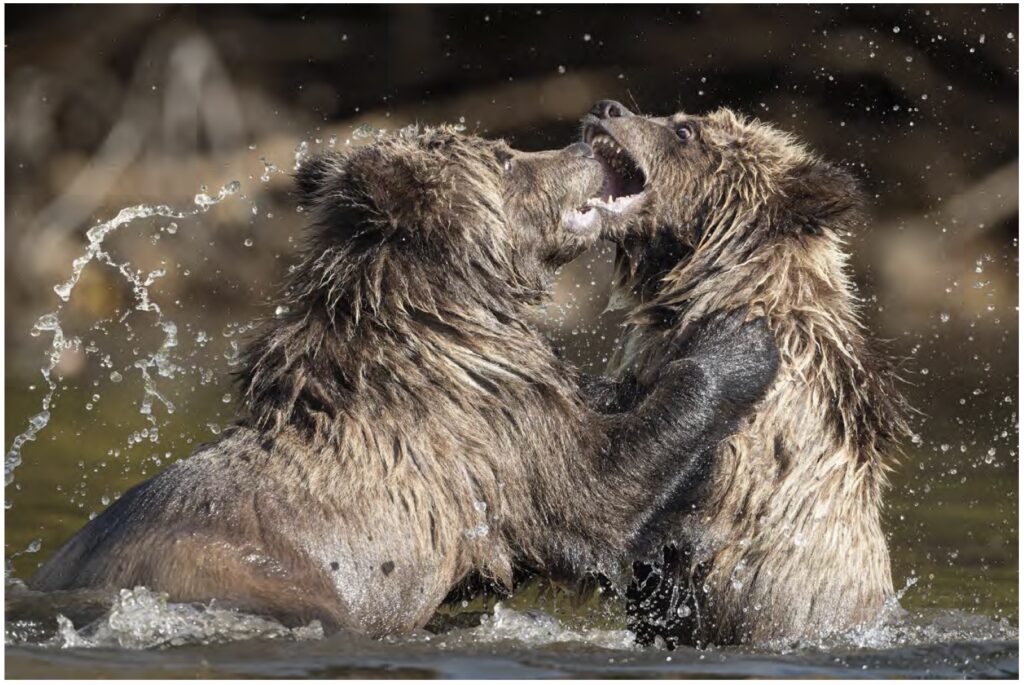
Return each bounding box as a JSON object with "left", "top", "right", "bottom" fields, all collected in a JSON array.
[
  {"left": 352, "top": 123, "right": 378, "bottom": 140},
  {"left": 7, "top": 182, "right": 242, "bottom": 494}
]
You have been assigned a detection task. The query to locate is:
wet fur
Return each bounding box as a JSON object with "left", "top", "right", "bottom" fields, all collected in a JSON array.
[
  {"left": 587, "top": 106, "right": 910, "bottom": 646},
  {"left": 29, "top": 127, "right": 778, "bottom": 636}
]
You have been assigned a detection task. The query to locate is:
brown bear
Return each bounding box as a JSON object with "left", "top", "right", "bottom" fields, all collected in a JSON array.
[
  {"left": 579, "top": 101, "right": 909, "bottom": 646},
  {"left": 27, "top": 125, "right": 780, "bottom": 637}
]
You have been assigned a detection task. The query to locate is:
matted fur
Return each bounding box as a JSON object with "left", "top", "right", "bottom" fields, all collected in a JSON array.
[
  {"left": 29, "top": 126, "right": 779, "bottom": 636},
  {"left": 583, "top": 104, "right": 910, "bottom": 646}
]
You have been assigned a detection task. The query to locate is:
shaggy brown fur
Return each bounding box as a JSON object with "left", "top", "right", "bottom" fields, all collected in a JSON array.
[
  {"left": 28, "top": 126, "right": 779, "bottom": 636},
  {"left": 580, "top": 102, "right": 910, "bottom": 646}
]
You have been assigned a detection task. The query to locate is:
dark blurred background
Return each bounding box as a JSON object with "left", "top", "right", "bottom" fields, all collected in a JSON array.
[{"left": 4, "top": 5, "right": 1018, "bottom": 619}]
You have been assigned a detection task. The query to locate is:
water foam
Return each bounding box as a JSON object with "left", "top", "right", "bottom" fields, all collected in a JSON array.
[
  {"left": 461, "top": 602, "right": 636, "bottom": 650},
  {"left": 50, "top": 587, "right": 323, "bottom": 649}
]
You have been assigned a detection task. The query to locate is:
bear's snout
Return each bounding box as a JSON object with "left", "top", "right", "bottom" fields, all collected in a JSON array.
[{"left": 590, "top": 99, "right": 632, "bottom": 120}]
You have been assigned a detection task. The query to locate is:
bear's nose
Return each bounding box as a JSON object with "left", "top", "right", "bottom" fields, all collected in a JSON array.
[
  {"left": 565, "top": 141, "right": 594, "bottom": 158},
  {"left": 590, "top": 99, "right": 632, "bottom": 119}
]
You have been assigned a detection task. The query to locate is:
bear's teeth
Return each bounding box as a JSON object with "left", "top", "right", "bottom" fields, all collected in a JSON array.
[{"left": 586, "top": 192, "right": 644, "bottom": 215}]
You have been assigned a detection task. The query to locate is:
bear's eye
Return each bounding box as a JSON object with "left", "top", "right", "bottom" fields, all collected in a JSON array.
[{"left": 675, "top": 123, "right": 694, "bottom": 142}]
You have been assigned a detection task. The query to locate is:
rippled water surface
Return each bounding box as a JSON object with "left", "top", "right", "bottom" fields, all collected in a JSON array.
[{"left": 4, "top": 587, "right": 1018, "bottom": 678}]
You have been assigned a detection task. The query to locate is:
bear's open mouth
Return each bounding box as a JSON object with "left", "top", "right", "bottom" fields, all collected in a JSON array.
[
  {"left": 563, "top": 128, "right": 647, "bottom": 234},
  {"left": 583, "top": 127, "right": 647, "bottom": 217}
]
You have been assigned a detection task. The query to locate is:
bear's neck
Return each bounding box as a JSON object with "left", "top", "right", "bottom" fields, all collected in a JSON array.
[
  {"left": 236, "top": 245, "right": 562, "bottom": 444},
  {"left": 619, "top": 231, "right": 903, "bottom": 461}
]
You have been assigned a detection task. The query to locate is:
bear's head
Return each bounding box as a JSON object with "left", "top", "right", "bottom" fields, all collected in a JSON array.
[
  {"left": 294, "top": 126, "right": 609, "bottom": 310},
  {"left": 577, "top": 102, "right": 863, "bottom": 291}
]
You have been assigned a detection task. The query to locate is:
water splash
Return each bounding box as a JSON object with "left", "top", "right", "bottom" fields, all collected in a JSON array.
[
  {"left": 293, "top": 140, "right": 310, "bottom": 170},
  {"left": 5, "top": 181, "right": 241, "bottom": 495},
  {"left": 50, "top": 587, "right": 322, "bottom": 649},
  {"left": 4, "top": 539, "right": 43, "bottom": 579},
  {"left": 760, "top": 580, "right": 1016, "bottom": 654},
  {"left": 462, "top": 603, "right": 635, "bottom": 650},
  {"left": 781, "top": 606, "right": 1018, "bottom": 654},
  {"left": 259, "top": 156, "right": 279, "bottom": 183},
  {"left": 351, "top": 123, "right": 380, "bottom": 140}
]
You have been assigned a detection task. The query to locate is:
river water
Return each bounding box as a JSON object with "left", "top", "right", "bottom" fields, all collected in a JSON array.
[
  {"left": 4, "top": 376, "right": 1018, "bottom": 678},
  {"left": 3, "top": 588, "right": 1018, "bottom": 678}
]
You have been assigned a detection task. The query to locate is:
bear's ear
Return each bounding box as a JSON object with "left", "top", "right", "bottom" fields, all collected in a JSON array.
[
  {"left": 294, "top": 152, "right": 345, "bottom": 209},
  {"left": 779, "top": 159, "right": 864, "bottom": 235}
]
